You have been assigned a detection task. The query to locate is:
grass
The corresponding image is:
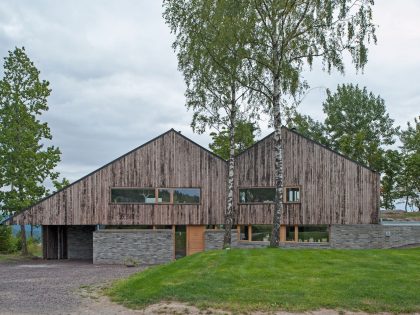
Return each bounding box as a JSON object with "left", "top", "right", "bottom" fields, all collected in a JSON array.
[
  {"left": 108, "top": 248, "right": 420, "bottom": 313},
  {"left": 380, "top": 210, "right": 420, "bottom": 221},
  {"left": 0, "top": 253, "right": 30, "bottom": 262}
]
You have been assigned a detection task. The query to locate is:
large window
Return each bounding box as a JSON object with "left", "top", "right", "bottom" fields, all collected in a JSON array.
[
  {"left": 111, "top": 188, "right": 200, "bottom": 204},
  {"left": 174, "top": 188, "right": 200, "bottom": 204},
  {"left": 111, "top": 188, "right": 155, "bottom": 203},
  {"left": 239, "top": 188, "right": 275, "bottom": 203}
]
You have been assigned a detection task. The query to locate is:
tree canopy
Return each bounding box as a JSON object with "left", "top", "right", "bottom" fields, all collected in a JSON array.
[{"left": 0, "top": 47, "right": 62, "bottom": 254}]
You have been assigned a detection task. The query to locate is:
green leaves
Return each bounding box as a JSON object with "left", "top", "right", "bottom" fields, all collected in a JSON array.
[
  {"left": 209, "top": 120, "right": 258, "bottom": 160},
  {"left": 323, "top": 84, "right": 398, "bottom": 170},
  {"left": 0, "top": 47, "right": 62, "bottom": 215}
]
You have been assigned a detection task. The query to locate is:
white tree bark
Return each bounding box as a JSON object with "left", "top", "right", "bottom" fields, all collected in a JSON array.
[{"left": 223, "top": 87, "right": 236, "bottom": 248}]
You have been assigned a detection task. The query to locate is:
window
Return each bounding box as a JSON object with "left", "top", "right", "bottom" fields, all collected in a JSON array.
[
  {"left": 239, "top": 188, "right": 275, "bottom": 203},
  {"left": 174, "top": 188, "right": 200, "bottom": 204},
  {"left": 284, "top": 186, "right": 301, "bottom": 203},
  {"left": 298, "top": 225, "right": 329, "bottom": 242},
  {"left": 111, "top": 188, "right": 155, "bottom": 203},
  {"left": 239, "top": 225, "right": 272, "bottom": 242},
  {"left": 158, "top": 189, "right": 171, "bottom": 203},
  {"left": 111, "top": 188, "right": 200, "bottom": 204}
]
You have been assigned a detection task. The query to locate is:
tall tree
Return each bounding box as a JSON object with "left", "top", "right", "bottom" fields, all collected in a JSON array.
[
  {"left": 323, "top": 84, "right": 397, "bottom": 171},
  {"left": 241, "top": 0, "right": 376, "bottom": 246},
  {"left": 288, "top": 113, "right": 330, "bottom": 146},
  {"left": 209, "top": 120, "right": 258, "bottom": 160},
  {"left": 398, "top": 116, "right": 420, "bottom": 211},
  {"left": 163, "top": 0, "right": 258, "bottom": 247},
  {"left": 0, "top": 47, "right": 61, "bottom": 255}
]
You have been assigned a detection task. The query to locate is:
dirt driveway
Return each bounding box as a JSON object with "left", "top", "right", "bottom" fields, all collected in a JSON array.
[{"left": 0, "top": 259, "right": 144, "bottom": 315}]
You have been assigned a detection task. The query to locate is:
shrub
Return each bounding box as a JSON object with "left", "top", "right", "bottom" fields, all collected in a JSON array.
[{"left": 0, "top": 225, "right": 17, "bottom": 253}]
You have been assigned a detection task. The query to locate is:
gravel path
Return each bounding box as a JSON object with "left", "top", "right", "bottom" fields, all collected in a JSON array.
[{"left": 0, "top": 259, "right": 144, "bottom": 315}]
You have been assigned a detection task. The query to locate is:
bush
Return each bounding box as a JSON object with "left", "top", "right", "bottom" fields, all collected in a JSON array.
[{"left": 0, "top": 225, "right": 17, "bottom": 253}]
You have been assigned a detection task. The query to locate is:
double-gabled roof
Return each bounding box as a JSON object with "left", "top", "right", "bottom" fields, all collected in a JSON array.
[{"left": 1, "top": 126, "right": 378, "bottom": 225}]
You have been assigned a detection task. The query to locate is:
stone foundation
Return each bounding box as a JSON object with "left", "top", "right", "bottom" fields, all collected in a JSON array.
[
  {"left": 93, "top": 229, "right": 173, "bottom": 265},
  {"left": 330, "top": 224, "right": 420, "bottom": 249},
  {"left": 67, "top": 225, "right": 95, "bottom": 260}
]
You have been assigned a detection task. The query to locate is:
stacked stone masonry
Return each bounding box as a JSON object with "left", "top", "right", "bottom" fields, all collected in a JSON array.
[
  {"left": 67, "top": 225, "right": 95, "bottom": 260},
  {"left": 93, "top": 229, "right": 173, "bottom": 264},
  {"left": 330, "top": 224, "right": 420, "bottom": 249}
]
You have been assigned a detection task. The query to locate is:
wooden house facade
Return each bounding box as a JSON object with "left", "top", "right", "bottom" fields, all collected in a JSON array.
[{"left": 5, "top": 128, "right": 380, "bottom": 263}]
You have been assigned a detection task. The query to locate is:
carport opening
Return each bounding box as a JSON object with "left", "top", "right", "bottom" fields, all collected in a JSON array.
[{"left": 43, "top": 225, "right": 95, "bottom": 261}]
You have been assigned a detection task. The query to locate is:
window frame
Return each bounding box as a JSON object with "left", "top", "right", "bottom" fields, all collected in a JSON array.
[
  {"left": 237, "top": 225, "right": 272, "bottom": 243},
  {"left": 110, "top": 187, "right": 201, "bottom": 205},
  {"left": 283, "top": 185, "right": 302, "bottom": 204},
  {"left": 238, "top": 186, "right": 276, "bottom": 205}
]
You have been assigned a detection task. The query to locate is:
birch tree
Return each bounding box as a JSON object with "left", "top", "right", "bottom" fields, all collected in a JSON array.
[
  {"left": 241, "top": 0, "right": 376, "bottom": 246},
  {"left": 163, "top": 0, "right": 258, "bottom": 247},
  {"left": 0, "top": 47, "right": 61, "bottom": 255}
]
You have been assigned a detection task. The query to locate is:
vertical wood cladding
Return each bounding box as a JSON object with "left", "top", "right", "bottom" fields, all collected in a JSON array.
[
  {"left": 11, "top": 130, "right": 227, "bottom": 225},
  {"left": 234, "top": 128, "right": 380, "bottom": 225},
  {"left": 11, "top": 127, "right": 379, "bottom": 226}
]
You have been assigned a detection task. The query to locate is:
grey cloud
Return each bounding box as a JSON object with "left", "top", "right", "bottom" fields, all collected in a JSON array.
[{"left": 0, "top": 0, "right": 419, "bottom": 184}]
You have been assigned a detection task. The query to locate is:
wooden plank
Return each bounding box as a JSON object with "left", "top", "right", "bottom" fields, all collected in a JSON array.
[{"left": 186, "top": 225, "right": 205, "bottom": 255}]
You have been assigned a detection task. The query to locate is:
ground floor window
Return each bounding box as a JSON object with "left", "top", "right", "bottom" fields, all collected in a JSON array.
[
  {"left": 239, "top": 225, "right": 272, "bottom": 242},
  {"left": 297, "top": 225, "right": 329, "bottom": 242},
  {"left": 238, "top": 224, "right": 329, "bottom": 243}
]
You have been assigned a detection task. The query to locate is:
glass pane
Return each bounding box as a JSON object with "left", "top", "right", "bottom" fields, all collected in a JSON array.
[
  {"left": 238, "top": 188, "right": 275, "bottom": 203},
  {"left": 286, "top": 187, "right": 300, "bottom": 202},
  {"left": 239, "top": 225, "right": 249, "bottom": 241},
  {"left": 111, "top": 188, "right": 155, "bottom": 203},
  {"left": 251, "top": 225, "right": 271, "bottom": 241},
  {"left": 173, "top": 188, "right": 200, "bottom": 204},
  {"left": 158, "top": 189, "right": 171, "bottom": 203},
  {"left": 286, "top": 226, "right": 295, "bottom": 241},
  {"left": 298, "top": 225, "right": 329, "bottom": 242}
]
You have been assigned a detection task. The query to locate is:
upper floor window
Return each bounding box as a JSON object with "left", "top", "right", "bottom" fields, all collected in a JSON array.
[
  {"left": 284, "top": 186, "right": 301, "bottom": 203},
  {"left": 239, "top": 188, "right": 275, "bottom": 203},
  {"left": 111, "top": 187, "right": 200, "bottom": 204},
  {"left": 111, "top": 188, "right": 155, "bottom": 204},
  {"left": 174, "top": 188, "right": 200, "bottom": 204}
]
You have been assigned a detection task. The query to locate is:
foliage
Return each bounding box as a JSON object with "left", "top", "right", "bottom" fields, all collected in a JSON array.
[
  {"left": 397, "top": 116, "right": 420, "bottom": 210},
  {"left": 108, "top": 248, "right": 420, "bottom": 313},
  {"left": 0, "top": 224, "right": 17, "bottom": 253},
  {"left": 209, "top": 120, "right": 258, "bottom": 160},
  {"left": 381, "top": 150, "right": 402, "bottom": 210},
  {"left": 53, "top": 177, "right": 70, "bottom": 192},
  {"left": 0, "top": 47, "right": 62, "bottom": 254},
  {"left": 323, "top": 84, "right": 398, "bottom": 171},
  {"left": 288, "top": 113, "right": 330, "bottom": 146}
]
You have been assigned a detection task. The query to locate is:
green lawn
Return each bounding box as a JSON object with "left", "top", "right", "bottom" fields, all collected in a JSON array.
[{"left": 108, "top": 248, "right": 420, "bottom": 313}]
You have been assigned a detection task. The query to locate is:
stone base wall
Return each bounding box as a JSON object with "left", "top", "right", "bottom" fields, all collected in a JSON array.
[
  {"left": 67, "top": 225, "right": 95, "bottom": 260},
  {"left": 93, "top": 229, "right": 173, "bottom": 265},
  {"left": 330, "top": 224, "right": 420, "bottom": 249}
]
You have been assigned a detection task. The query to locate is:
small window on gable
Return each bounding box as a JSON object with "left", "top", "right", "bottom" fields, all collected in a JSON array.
[{"left": 284, "top": 186, "right": 301, "bottom": 203}]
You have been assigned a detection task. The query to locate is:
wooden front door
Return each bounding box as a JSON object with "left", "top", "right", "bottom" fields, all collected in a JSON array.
[{"left": 186, "top": 225, "right": 205, "bottom": 255}]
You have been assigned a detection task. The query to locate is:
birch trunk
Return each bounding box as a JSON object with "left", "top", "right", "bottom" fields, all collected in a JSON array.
[
  {"left": 270, "top": 74, "right": 283, "bottom": 247},
  {"left": 223, "top": 87, "right": 236, "bottom": 248}
]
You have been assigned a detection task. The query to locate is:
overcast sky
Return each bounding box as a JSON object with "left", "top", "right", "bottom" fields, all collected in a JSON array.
[{"left": 0, "top": 1, "right": 419, "bottom": 183}]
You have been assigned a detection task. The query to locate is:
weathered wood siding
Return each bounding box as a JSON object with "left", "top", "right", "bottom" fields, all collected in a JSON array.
[
  {"left": 234, "top": 128, "right": 380, "bottom": 225},
  {"left": 10, "top": 127, "right": 379, "bottom": 226},
  {"left": 11, "top": 130, "right": 227, "bottom": 225}
]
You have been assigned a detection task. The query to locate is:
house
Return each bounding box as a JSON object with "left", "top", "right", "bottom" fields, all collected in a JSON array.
[{"left": 4, "top": 127, "right": 419, "bottom": 264}]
